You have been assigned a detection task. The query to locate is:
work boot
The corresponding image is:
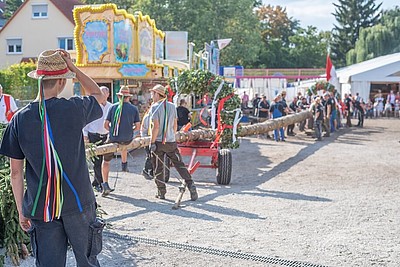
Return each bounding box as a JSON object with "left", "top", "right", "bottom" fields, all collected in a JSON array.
[
  {"left": 155, "top": 188, "right": 166, "bottom": 199},
  {"left": 142, "top": 169, "right": 153, "bottom": 180},
  {"left": 101, "top": 182, "right": 112, "bottom": 197},
  {"left": 121, "top": 162, "right": 129, "bottom": 172},
  {"left": 187, "top": 184, "right": 198, "bottom": 201}
]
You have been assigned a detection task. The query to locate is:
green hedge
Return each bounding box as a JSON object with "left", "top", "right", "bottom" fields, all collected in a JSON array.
[{"left": 0, "top": 62, "right": 37, "bottom": 101}]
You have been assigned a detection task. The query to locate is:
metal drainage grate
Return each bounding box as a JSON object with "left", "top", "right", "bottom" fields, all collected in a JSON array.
[{"left": 103, "top": 231, "right": 328, "bottom": 267}]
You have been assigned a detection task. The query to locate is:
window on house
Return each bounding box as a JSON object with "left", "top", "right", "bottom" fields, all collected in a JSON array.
[
  {"left": 32, "top": 4, "right": 48, "bottom": 18},
  {"left": 7, "top": 39, "right": 22, "bottom": 54},
  {"left": 58, "top": 37, "right": 74, "bottom": 51}
]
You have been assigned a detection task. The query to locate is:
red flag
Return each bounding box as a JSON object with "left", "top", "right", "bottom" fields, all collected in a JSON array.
[{"left": 326, "top": 54, "right": 336, "bottom": 83}]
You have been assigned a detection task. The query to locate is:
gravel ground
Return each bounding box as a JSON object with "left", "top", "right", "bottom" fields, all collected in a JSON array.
[{"left": 6, "top": 118, "right": 400, "bottom": 267}]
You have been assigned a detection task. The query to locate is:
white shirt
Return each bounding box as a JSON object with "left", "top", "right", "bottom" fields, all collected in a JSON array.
[
  {"left": 83, "top": 101, "right": 112, "bottom": 136},
  {"left": 0, "top": 94, "right": 18, "bottom": 124},
  {"left": 387, "top": 93, "right": 396, "bottom": 104}
]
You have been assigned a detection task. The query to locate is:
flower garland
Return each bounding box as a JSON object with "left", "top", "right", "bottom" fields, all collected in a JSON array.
[
  {"left": 169, "top": 70, "right": 241, "bottom": 149},
  {"left": 307, "top": 81, "right": 335, "bottom": 96}
]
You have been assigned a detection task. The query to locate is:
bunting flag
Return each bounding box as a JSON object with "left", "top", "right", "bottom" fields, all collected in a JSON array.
[{"left": 217, "top": 38, "right": 232, "bottom": 50}]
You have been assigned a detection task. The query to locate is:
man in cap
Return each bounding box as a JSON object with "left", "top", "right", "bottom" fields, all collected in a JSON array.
[
  {"left": 148, "top": 84, "right": 198, "bottom": 200},
  {"left": 0, "top": 49, "right": 106, "bottom": 266},
  {"left": 102, "top": 85, "right": 140, "bottom": 196}
]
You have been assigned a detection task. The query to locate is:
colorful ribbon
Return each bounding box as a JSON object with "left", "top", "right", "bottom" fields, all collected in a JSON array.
[
  {"left": 111, "top": 97, "right": 124, "bottom": 136},
  {"left": 31, "top": 77, "right": 82, "bottom": 221}
]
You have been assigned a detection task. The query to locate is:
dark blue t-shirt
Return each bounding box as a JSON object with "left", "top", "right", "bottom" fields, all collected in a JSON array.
[
  {"left": 0, "top": 96, "right": 102, "bottom": 219},
  {"left": 106, "top": 102, "right": 140, "bottom": 143},
  {"left": 315, "top": 104, "right": 324, "bottom": 121}
]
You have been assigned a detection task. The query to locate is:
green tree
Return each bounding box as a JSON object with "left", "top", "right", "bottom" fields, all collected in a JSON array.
[
  {"left": 331, "top": 0, "right": 382, "bottom": 67},
  {"left": 81, "top": 0, "right": 136, "bottom": 10},
  {"left": 288, "top": 27, "right": 331, "bottom": 68},
  {"left": 3, "top": 0, "right": 23, "bottom": 19},
  {"left": 133, "top": 0, "right": 262, "bottom": 67},
  {"left": 255, "top": 4, "right": 299, "bottom": 68},
  {"left": 347, "top": 6, "right": 400, "bottom": 64},
  {"left": 0, "top": 62, "right": 37, "bottom": 100}
]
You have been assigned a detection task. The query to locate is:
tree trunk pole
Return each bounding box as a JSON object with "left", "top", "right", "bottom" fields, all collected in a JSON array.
[{"left": 88, "top": 111, "right": 313, "bottom": 156}]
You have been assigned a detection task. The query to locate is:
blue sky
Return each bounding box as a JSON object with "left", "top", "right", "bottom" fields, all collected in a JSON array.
[{"left": 262, "top": 0, "right": 399, "bottom": 31}]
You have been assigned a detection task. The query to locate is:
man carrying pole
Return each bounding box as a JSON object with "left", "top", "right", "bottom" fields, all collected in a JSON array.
[{"left": 148, "top": 84, "right": 198, "bottom": 201}]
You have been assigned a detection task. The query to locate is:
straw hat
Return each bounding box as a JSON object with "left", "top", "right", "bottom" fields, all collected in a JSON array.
[
  {"left": 149, "top": 84, "right": 166, "bottom": 97},
  {"left": 28, "top": 50, "right": 76, "bottom": 80},
  {"left": 116, "top": 85, "right": 133, "bottom": 96}
]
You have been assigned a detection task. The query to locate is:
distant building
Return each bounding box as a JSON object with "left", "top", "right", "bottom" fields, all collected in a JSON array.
[{"left": 0, "top": 0, "right": 82, "bottom": 69}]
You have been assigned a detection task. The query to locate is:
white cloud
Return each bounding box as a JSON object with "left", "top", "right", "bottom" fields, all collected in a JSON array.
[{"left": 262, "top": 0, "right": 399, "bottom": 31}]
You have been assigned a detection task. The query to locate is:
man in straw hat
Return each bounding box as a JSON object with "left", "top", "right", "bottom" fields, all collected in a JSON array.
[
  {"left": 101, "top": 85, "right": 140, "bottom": 196},
  {"left": 148, "top": 84, "right": 198, "bottom": 200},
  {"left": 0, "top": 49, "right": 106, "bottom": 266}
]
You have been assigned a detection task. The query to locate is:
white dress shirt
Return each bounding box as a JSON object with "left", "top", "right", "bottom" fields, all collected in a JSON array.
[
  {"left": 0, "top": 94, "right": 18, "bottom": 124},
  {"left": 83, "top": 101, "right": 112, "bottom": 136}
]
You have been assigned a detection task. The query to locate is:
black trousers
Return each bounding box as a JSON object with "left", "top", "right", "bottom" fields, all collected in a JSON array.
[
  {"left": 152, "top": 141, "right": 193, "bottom": 191},
  {"left": 88, "top": 132, "right": 108, "bottom": 186}
]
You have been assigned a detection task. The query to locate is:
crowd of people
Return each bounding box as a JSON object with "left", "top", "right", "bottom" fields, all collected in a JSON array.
[{"left": 246, "top": 87, "right": 400, "bottom": 142}]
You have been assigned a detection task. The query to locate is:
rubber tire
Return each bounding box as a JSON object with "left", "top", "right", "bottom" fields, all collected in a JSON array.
[
  {"left": 216, "top": 149, "right": 232, "bottom": 185},
  {"left": 163, "top": 155, "right": 170, "bottom": 183}
]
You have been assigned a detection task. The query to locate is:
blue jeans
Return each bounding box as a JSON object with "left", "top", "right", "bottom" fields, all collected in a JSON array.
[
  {"left": 29, "top": 203, "right": 103, "bottom": 267},
  {"left": 272, "top": 109, "right": 284, "bottom": 141},
  {"left": 315, "top": 120, "right": 322, "bottom": 139}
]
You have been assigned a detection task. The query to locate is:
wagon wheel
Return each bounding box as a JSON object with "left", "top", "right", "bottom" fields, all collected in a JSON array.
[
  {"left": 216, "top": 149, "right": 232, "bottom": 185},
  {"left": 163, "top": 155, "right": 170, "bottom": 183}
]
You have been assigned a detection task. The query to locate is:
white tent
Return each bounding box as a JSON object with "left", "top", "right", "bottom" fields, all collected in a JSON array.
[{"left": 336, "top": 53, "right": 400, "bottom": 101}]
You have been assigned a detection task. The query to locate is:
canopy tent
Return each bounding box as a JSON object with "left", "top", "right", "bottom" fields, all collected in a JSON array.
[{"left": 336, "top": 53, "right": 400, "bottom": 101}]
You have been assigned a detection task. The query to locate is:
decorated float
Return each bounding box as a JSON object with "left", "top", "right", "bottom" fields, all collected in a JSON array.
[{"left": 73, "top": 4, "right": 185, "bottom": 109}]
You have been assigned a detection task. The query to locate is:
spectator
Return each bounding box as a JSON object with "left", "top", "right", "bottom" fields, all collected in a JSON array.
[
  {"left": 287, "top": 97, "right": 299, "bottom": 136},
  {"left": 387, "top": 90, "right": 396, "bottom": 110},
  {"left": 257, "top": 95, "right": 271, "bottom": 138},
  {"left": 177, "top": 99, "right": 191, "bottom": 130},
  {"left": 251, "top": 93, "right": 261, "bottom": 116},
  {"left": 344, "top": 93, "right": 353, "bottom": 127},
  {"left": 313, "top": 97, "right": 324, "bottom": 141},
  {"left": 374, "top": 90, "right": 384, "bottom": 117},
  {"left": 270, "top": 94, "right": 289, "bottom": 142},
  {"left": 241, "top": 91, "right": 249, "bottom": 109},
  {"left": 0, "top": 84, "right": 18, "bottom": 124},
  {"left": 298, "top": 97, "right": 309, "bottom": 131},
  {"left": 322, "top": 92, "right": 332, "bottom": 137}
]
